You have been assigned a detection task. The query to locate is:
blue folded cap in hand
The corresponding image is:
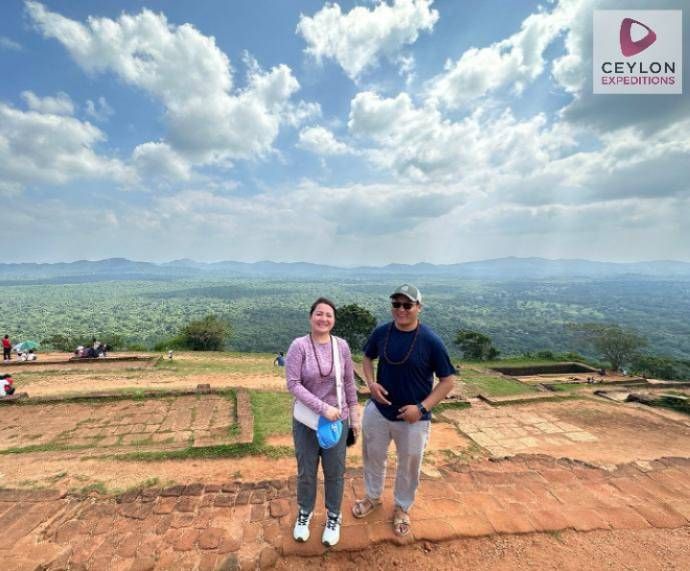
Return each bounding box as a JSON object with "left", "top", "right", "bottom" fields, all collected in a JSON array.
[{"left": 317, "top": 416, "right": 343, "bottom": 449}]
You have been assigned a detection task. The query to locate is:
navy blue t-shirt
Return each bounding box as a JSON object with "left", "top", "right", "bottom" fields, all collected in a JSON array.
[{"left": 363, "top": 322, "right": 457, "bottom": 421}]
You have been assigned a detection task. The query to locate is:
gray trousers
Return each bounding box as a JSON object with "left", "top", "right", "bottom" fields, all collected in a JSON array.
[
  {"left": 362, "top": 400, "right": 430, "bottom": 512},
  {"left": 293, "top": 417, "right": 348, "bottom": 515}
]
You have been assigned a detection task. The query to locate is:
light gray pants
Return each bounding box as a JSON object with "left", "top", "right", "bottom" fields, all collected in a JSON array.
[{"left": 362, "top": 400, "right": 430, "bottom": 512}]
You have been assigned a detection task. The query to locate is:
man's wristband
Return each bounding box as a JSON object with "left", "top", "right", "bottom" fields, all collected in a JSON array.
[{"left": 416, "top": 402, "right": 429, "bottom": 415}]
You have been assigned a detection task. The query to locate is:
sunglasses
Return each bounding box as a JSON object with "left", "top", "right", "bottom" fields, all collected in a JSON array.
[{"left": 391, "top": 301, "right": 415, "bottom": 310}]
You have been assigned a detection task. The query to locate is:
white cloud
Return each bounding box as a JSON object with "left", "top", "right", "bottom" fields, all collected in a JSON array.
[
  {"left": 426, "top": 1, "right": 578, "bottom": 109},
  {"left": 493, "top": 117, "right": 690, "bottom": 209},
  {"left": 297, "top": 0, "right": 438, "bottom": 81},
  {"left": 298, "top": 126, "right": 352, "bottom": 155},
  {"left": 0, "top": 181, "right": 23, "bottom": 198},
  {"left": 303, "top": 182, "right": 466, "bottom": 235},
  {"left": 132, "top": 141, "right": 191, "bottom": 181},
  {"left": 456, "top": 196, "right": 690, "bottom": 262},
  {"left": 21, "top": 90, "right": 74, "bottom": 115},
  {"left": 9, "top": 0, "right": 689, "bottom": 265},
  {"left": 348, "top": 91, "right": 574, "bottom": 183},
  {"left": 284, "top": 100, "right": 323, "bottom": 128},
  {"left": 0, "top": 101, "right": 131, "bottom": 188},
  {"left": 397, "top": 54, "right": 416, "bottom": 85},
  {"left": 26, "top": 1, "right": 311, "bottom": 170},
  {"left": 85, "top": 96, "right": 114, "bottom": 122},
  {"left": 0, "top": 36, "right": 22, "bottom": 51},
  {"left": 146, "top": 181, "right": 468, "bottom": 256}
]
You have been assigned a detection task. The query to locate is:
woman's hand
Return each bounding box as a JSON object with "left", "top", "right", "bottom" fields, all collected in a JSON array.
[
  {"left": 348, "top": 404, "right": 361, "bottom": 436},
  {"left": 323, "top": 405, "right": 341, "bottom": 422}
]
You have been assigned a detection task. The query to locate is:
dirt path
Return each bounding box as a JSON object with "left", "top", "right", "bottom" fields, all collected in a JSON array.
[
  {"left": 278, "top": 527, "right": 690, "bottom": 570},
  {"left": 3, "top": 354, "right": 690, "bottom": 569},
  {"left": 3, "top": 455, "right": 689, "bottom": 570}
]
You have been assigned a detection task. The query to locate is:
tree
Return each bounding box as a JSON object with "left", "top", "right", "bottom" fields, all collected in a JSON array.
[
  {"left": 101, "top": 334, "right": 125, "bottom": 351},
  {"left": 332, "top": 304, "right": 377, "bottom": 352},
  {"left": 629, "top": 355, "right": 690, "bottom": 381},
  {"left": 180, "top": 314, "right": 231, "bottom": 351},
  {"left": 454, "top": 329, "right": 500, "bottom": 361},
  {"left": 41, "top": 334, "right": 74, "bottom": 351},
  {"left": 569, "top": 323, "right": 646, "bottom": 371}
]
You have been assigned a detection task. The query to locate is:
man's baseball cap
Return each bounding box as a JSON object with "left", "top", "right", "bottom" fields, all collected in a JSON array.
[{"left": 390, "top": 284, "right": 422, "bottom": 303}]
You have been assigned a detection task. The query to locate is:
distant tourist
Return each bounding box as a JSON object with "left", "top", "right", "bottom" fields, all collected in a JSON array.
[
  {"left": 21, "top": 349, "right": 37, "bottom": 362},
  {"left": 0, "top": 374, "right": 14, "bottom": 396},
  {"left": 167, "top": 350, "right": 174, "bottom": 360},
  {"left": 76, "top": 344, "right": 98, "bottom": 358},
  {"left": 2, "top": 335, "right": 10, "bottom": 362},
  {"left": 352, "top": 284, "right": 456, "bottom": 537},
  {"left": 273, "top": 351, "right": 285, "bottom": 367},
  {"left": 286, "top": 297, "right": 359, "bottom": 547}
]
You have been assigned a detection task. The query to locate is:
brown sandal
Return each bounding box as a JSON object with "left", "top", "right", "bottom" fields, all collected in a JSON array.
[
  {"left": 393, "top": 505, "right": 411, "bottom": 536},
  {"left": 352, "top": 497, "right": 382, "bottom": 519}
]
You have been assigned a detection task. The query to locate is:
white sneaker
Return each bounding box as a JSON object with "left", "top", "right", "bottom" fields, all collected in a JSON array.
[
  {"left": 293, "top": 509, "right": 313, "bottom": 542},
  {"left": 321, "top": 511, "right": 341, "bottom": 547}
]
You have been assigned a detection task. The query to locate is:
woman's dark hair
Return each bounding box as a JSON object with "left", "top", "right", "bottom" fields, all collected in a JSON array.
[{"left": 309, "top": 297, "right": 337, "bottom": 317}]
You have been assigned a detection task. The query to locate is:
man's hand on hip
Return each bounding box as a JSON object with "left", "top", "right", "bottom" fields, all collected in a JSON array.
[{"left": 397, "top": 404, "right": 422, "bottom": 423}]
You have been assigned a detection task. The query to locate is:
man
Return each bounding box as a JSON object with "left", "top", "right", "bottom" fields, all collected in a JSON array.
[
  {"left": 2, "top": 335, "right": 11, "bottom": 362},
  {"left": 273, "top": 351, "right": 285, "bottom": 367},
  {"left": 352, "top": 284, "right": 456, "bottom": 536}
]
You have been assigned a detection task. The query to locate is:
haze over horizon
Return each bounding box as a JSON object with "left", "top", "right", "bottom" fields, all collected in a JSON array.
[
  {"left": 1, "top": 1, "right": 689, "bottom": 265},
  {"left": 0, "top": 256, "right": 690, "bottom": 269},
  {"left": 3, "top": 255, "right": 690, "bottom": 267}
]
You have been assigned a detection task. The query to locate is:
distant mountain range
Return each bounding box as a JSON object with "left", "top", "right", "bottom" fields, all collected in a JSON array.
[{"left": 1, "top": 257, "right": 690, "bottom": 282}]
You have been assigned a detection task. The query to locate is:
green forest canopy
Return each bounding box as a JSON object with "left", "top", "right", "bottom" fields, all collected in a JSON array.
[{"left": 1, "top": 276, "right": 689, "bottom": 360}]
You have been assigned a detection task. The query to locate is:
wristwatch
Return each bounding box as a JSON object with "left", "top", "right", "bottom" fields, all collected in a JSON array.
[{"left": 416, "top": 402, "right": 429, "bottom": 416}]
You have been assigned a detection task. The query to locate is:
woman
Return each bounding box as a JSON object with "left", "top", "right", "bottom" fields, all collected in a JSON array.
[{"left": 286, "top": 297, "right": 359, "bottom": 547}]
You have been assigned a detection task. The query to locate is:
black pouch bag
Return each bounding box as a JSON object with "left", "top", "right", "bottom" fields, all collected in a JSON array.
[{"left": 346, "top": 427, "right": 356, "bottom": 447}]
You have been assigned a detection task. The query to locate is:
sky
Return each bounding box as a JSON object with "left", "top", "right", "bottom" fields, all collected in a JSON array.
[{"left": 1, "top": 0, "right": 689, "bottom": 265}]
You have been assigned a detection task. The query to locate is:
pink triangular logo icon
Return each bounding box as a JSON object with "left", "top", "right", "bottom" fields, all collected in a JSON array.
[{"left": 620, "top": 17, "right": 657, "bottom": 57}]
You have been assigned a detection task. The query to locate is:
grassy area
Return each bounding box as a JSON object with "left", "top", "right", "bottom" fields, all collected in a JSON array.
[
  {"left": 465, "top": 358, "right": 572, "bottom": 368},
  {"left": 434, "top": 400, "right": 471, "bottom": 414},
  {"left": 458, "top": 356, "right": 601, "bottom": 370},
  {"left": 154, "top": 353, "right": 280, "bottom": 376},
  {"left": 549, "top": 383, "right": 589, "bottom": 392},
  {"left": 651, "top": 395, "right": 690, "bottom": 416},
  {"left": 250, "top": 390, "right": 293, "bottom": 444},
  {"left": 2, "top": 389, "right": 179, "bottom": 406},
  {"left": 0, "top": 442, "right": 92, "bottom": 455},
  {"left": 460, "top": 370, "right": 537, "bottom": 397},
  {"left": 108, "top": 441, "right": 291, "bottom": 462}
]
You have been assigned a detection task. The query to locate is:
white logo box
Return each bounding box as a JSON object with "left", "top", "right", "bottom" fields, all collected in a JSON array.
[{"left": 593, "top": 10, "right": 683, "bottom": 94}]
